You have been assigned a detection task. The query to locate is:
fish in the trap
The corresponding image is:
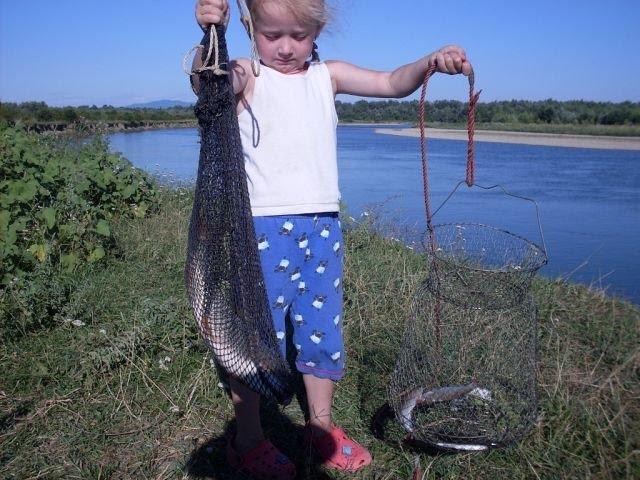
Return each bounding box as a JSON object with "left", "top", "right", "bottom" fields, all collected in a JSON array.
[{"left": 397, "top": 381, "right": 495, "bottom": 451}]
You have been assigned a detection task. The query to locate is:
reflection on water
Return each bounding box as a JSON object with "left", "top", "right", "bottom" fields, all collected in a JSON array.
[{"left": 108, "top": 126, "right": 640, "bottom": 304}]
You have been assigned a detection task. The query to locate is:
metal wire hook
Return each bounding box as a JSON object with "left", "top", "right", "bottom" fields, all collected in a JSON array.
[{"left": 430, "top": 180, "right": 549, "bottom": 260}]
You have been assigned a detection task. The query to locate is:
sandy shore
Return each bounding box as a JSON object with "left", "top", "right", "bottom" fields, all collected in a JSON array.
[
  {"left": 375, "top": 127, "right": 640, "bottom": 151},
  {"left": 340, "top": 122, "right": 407, "bottom": 126}
]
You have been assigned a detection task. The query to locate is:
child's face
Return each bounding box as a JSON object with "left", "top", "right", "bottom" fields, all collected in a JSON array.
[{"left": 253, "top": 1, "right": 319, "bottom": 74}]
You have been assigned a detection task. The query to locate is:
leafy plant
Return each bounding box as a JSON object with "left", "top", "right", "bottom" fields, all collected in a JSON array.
[{"left": 0, "top": 124, "right": 159, "bottom": 338}]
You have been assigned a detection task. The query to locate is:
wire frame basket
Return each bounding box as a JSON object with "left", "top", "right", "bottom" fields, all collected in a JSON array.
[
  {"left": 425, "top": 184, "right": 548, "bottom": 310},
  {"left": 388, "top": 282, "right": 538, "bottom": 450},
  {"left": 385, "top": 64, "right": 547, "bottom": 451}
]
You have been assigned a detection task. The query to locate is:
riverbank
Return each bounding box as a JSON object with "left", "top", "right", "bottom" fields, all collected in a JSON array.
[{"left": 376, "top": 127, "right": 640, "bottom": 150}]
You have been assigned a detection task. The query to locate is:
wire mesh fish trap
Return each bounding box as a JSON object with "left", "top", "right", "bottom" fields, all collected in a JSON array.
[
  {"left": 388, "top": 283, "right": 538, "bottom": 450},
  {"left": 425, "top": 190, "right": 548, "bottom": 310},
  {"left": 385, "top": 65, "right": 547, "bottom": 451}
]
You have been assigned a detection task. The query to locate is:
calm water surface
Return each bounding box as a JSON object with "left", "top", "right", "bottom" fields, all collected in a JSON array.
[{"left": 108, "top": 127, "right": 640, "bottom": 304}]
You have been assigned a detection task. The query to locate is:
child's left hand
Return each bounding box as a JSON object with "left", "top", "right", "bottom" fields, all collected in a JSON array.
[{"left": 427, "top": 45, "right": 472, "bottom": 76}]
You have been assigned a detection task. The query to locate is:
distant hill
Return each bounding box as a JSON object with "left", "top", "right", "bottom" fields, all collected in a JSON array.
[{"left": 126, "top": 100, "right": 193, "bottom": 109}]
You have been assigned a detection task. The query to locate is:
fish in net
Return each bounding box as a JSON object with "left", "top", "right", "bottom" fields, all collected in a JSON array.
[{"left": 183, "top": 25, "right": 294, "bottom": 404}]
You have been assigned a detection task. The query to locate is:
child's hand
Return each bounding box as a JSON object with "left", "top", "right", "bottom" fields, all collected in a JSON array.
[
  {"left": 427, "top": 45, "right": 472, "bottom": 76},
  {"left": 195, "top": 0, "right": 230, "bottom": 31}
]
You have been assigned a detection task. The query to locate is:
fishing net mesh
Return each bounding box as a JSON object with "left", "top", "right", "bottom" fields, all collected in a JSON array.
[
  {"left": 388, "top": 284, "right": 538, "bottom": 448},
  {"left": 184, "top": 26, "right": 293, "bottom": 404},
  {"left": 425, "top": 223, "right": 547, "bottom": 310},
  {"left": 386, "top": 65, "right": 546, "bottom": 450}
]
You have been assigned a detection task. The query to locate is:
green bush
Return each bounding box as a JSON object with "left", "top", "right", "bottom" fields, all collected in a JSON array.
[
  {"left": 0, "top": 258, "right": 76, "bottom": 337},
  {"left": 0, "top": 124, "right": 158, "bottom": 338}
]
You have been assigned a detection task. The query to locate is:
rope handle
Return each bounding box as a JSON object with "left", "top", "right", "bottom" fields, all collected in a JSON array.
[
  {"left": 236, "top": 0, "right": 261, "bottom": 77},
  {"left": 182, "top": 24, "right": 229, "bottom": 76},
  {"left": 182, "top": 0, "right": 260, "bottom": 78},
  {"left": 417, "top": 67, "right": 548, "bottom": 259},
  {"left": 419, "top": 64, "right": 481, "bottom": 228}
]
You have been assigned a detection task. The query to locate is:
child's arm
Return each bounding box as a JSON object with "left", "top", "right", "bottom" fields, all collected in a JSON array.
[
  {"left": 326, "top": 45, "right": 472, "bottom": 98},
  {"left": 190, "top": 0, "right": 252, "bottom": 97}
]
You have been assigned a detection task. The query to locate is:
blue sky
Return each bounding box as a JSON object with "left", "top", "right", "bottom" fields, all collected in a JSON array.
[{"left": 1, "top": 0, "right": 639, "bottom": 106}]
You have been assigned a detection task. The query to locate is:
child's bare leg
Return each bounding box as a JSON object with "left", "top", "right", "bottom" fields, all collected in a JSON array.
[
  {"left": 303, "top": 374, "right": 334, "bottom": 436},
  {"left": 229, "top": 377, "right": 264, "bottom": 452}
]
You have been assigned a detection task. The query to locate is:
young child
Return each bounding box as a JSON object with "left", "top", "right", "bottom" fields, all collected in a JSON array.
[{"left": 192, "top": 0, "right": 471, "bottom": 477}]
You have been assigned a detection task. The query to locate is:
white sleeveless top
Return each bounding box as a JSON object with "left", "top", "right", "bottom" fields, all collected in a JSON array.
[{"left": 238, "top": 62, "right": 339, "bottom": 216}]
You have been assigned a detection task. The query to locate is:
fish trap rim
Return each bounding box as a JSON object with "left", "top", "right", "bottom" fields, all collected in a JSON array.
[{"left": 426, "top": 222, "right": 548, "bottom": 274}]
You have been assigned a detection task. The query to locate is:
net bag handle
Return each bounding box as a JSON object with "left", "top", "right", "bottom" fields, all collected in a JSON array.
[
  {"left": 183, "top": 0, "right": 260, "bottom": 78},
  {"left": 419, "top": 64, "right": 481, "bottom": 231},
  {"left": 418, "top": 65, "right": 548, "bottom": 260}
]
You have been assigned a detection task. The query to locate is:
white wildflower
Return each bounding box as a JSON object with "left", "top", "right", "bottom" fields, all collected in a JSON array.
[
  {"left": 158, "top": 356, "right": 172, "bottom": 370},
  {"left": 469, "top": 388, "right": 492, "bottom": 401}
]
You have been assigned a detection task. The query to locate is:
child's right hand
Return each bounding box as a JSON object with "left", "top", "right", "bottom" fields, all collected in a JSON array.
[{"left": 195, "top": 0, "right": 230, "bottom": 31}]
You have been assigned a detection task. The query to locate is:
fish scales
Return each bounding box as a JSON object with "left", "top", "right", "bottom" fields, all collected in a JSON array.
[
  {"left": 398, "top": 382, "right": 479, "bottom": 432},
  {"left": 184, "top": 26, "right": 294, "bottom": 404},
  {"left": 419, "top": 382, "right": 478, "bottom": 404}
]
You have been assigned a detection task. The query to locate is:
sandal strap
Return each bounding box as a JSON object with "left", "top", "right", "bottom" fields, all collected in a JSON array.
[{"left": 306, "top": 424, "right": 372, "bottom": 472}]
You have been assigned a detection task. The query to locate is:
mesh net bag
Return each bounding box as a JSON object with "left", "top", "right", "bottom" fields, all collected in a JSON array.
[{"left": 184, "top": 25, "right": 294, "bottom": 404}]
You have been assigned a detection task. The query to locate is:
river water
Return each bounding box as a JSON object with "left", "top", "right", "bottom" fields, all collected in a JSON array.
[{"left": 108, "top": 126, "right": 640, "bottom": 304}]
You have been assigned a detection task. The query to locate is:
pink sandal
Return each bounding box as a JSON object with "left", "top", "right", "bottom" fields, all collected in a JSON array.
[
  {"left": 305, "top": 424, "right": 372, "bottom": 472},
  {"left": 226, "top": 438, "right": 296, "bottom": 480}
]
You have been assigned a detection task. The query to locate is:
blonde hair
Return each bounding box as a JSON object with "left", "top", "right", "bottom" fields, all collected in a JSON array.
[{"left": 247, "top": 0, "right": 330, "bottom": 30}]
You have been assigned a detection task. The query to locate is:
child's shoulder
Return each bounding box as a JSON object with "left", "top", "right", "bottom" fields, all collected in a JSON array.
[
  {"left": 323, "top": 60, "right": 350, "bottom": 94},
  {"left": 324, "top": 60, "right": 352, "bottom": 82},
  {"left": 324, "top": 60, "right": 354, "bottom": 74},
  {"left": 228, "top": 58, "right": 256, "bottom": 98},
  {"left": 230, "top": 57, "right": 254, "bottom": 76}
]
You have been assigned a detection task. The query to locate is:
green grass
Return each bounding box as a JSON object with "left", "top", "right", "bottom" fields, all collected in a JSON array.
[{"left": 1, "top": 188, "right": 638, "bottom": 479}]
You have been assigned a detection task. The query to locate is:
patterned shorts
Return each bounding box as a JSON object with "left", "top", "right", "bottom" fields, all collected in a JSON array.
[{"left": 253, "top": 212, "right": 345, "bottom": 381}]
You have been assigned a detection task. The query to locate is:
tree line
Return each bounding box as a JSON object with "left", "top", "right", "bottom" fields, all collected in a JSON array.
[
  {"left": 0, "top": 102, "right": 194, "bottom": 125},
  {"left": 2, "top": 99, "right": 639, "bottom": 126},
  {"left": 335, "top": 99, "right": 640, "bottom": 125}
]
